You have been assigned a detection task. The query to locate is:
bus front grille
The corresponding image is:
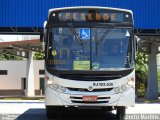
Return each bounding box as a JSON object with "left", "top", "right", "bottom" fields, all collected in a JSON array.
[
  {"left": 56, "top": 74, "right": 122, "bottom": 81},
  {"left": 67, "top": 87, "right": 113, "bottom": 92}
]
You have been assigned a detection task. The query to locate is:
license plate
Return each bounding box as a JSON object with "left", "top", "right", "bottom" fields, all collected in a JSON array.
[{"left": 82, "top": 96, "right": 97, "bottom": 102}]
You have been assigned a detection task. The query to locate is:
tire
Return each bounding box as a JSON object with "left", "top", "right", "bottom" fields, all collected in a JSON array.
[
  {"left": 46, "top": 106, "right": 58, "bottom": 119},
  {"left": 102, "top": 106, "right": 113, "bottom": 111},
  {"left": 116, "top": 106, "right": 126, "bottom": 120}
]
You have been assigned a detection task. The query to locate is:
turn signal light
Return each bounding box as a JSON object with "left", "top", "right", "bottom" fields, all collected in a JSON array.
[
  {"left": 45, "top": 76, "right": 49, "bottom": 81},
  {"left": 47, "top": 80, "right": 53, "bottom": 85}
]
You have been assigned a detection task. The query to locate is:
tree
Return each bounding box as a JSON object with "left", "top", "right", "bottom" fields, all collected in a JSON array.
[
  {"left": 158, "top": 70, "right": 160, "bottom": 96},
  {"left": 135, "top": 52, "right": 148, "bottom": 97},
  {"left": 33, "top": 52, "right": 45, "bottom": 60},
  {"left": 0, "top": 54, "right": 22, "bottom": 60}
]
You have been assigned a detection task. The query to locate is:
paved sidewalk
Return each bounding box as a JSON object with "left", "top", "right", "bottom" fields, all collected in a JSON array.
[{"left": 0, "top": 100, "right": 44, "bottom": 103}]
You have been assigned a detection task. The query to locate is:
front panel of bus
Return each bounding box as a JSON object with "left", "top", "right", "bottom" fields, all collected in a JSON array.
[{"left": 44, "top": 8, "right": 135, "bottom": 107}]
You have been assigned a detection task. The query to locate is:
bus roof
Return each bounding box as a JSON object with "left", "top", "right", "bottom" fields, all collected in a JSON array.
[{"left": 48, "top": 6, "right": 133, "bottom": 18}]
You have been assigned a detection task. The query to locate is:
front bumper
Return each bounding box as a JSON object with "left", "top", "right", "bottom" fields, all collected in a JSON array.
[{"left": 45, "top": 86, "right": 135, "bottom": 107}]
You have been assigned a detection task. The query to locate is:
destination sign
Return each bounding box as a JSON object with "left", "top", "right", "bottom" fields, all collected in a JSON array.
[{"left": 49, "top": 9, "right": 132, "bottom": 23}]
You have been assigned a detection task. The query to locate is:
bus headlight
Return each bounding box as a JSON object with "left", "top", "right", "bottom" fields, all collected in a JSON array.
[
  {"left": 51, "top": 84, "right": 59, "bottom": 90},
  {"left": 127, "top": 77, "right": 135, "bottom": 88},
  {"left": 121, "top": 84, "right": 127, "bottom": 91},
  {"left": 114, "top": 87, "right": 121, "bottom": 93},
  {"left": 45, "top": 75, "right": 53, "bottom": 85},
  {"left": 50, "top": 84, "right": 66, "bottom": 93},
  {"left": 127, "top": 79, "right": 134, "bottom": 87},
  {"left": 47, "top": 80, "right": 53, "bottom": 85},
  {"left": 57, "top": 86, "right": 66, "bottom": 93},
  {"left": 114, "top": 84, "right": 127, "bottom": 93}
]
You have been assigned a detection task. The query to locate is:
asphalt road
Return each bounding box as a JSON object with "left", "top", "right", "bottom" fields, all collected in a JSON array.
[{"left": 0, "top": 100, "right": 160, "bottom": 120}]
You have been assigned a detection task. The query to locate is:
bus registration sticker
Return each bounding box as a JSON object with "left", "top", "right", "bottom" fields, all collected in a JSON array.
[
  {"left": 74, "top": 61, "right": 90, "bottom": 70},
  {"left": 79, "top": 28, "right": 90, "bottom": 39},
  {"left": 83, "top": 96, "right": 97, "bottom": 102}
]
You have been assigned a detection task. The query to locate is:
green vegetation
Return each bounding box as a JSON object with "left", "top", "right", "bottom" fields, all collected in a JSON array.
[
  {"left": 0, "top": 52, "right": 45, "bottom": 60},
  {"left": 0, "top": 54, "right": 23, "bottom": 60},
  {"left": 135, "top": 52, "right": 160, "bottom": 98},
  {"left": 158, "top": 70, "right": 160, "bottom": 95},
  {"left": 33, "top": 52, "right": 45, "bottom": 60},
  {"left": 135, "top": 52, "right": 148, "bottom": 97}
]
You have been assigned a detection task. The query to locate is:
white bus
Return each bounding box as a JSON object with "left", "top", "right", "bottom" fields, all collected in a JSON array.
[{"left": 41, "top": 6, "right": 137, "bottom": 120}]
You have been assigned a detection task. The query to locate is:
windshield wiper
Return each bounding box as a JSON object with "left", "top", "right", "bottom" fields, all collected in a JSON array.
[
  {"left": 67, "top": 23, "right": 83, "bottom": 45},
  {"left": 97, "top": 24, "right": 113, "bottom": 45}
]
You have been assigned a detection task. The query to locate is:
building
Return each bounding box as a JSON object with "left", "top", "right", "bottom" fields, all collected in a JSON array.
[{"left": 0, "top": 60, "right": 44, "bottom": 96}]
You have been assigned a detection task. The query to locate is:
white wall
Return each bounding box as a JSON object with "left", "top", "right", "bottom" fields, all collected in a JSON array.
[
  {"left": 33, "top": 60, "right": 45, "bottom": 89},
  {"left": 0, "top": 60, "right": 44, "bottom": 90}
]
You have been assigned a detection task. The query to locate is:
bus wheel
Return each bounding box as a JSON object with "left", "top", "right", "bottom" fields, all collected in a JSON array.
[
  {"left": 46, "top": 106, "right": 57, "bottom": 119},
  {"left": 116, "top": 106, "right": 126, "bottom": 120}
]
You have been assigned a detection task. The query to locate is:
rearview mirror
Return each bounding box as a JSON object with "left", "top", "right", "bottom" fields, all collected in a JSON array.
[
  {"left": 134, "top": 35, "right": 141, "bottom": 51},
  {"left": 40, "top": 21, "right": 48, "bottom": 42},
  {"left": 40, "top": 29, "right": 44, "bottom": 42}
]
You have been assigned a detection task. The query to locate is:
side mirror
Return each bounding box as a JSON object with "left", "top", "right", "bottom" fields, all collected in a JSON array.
[
  {"left": 40, "top": 29, "right": 47, "bottom": 51},
  {"left": 134, "top": 35, "right": 141, "bottom": 51},
  {"left": 40, "top": 21, "right": 48, "bottom": 42},
  {"left": 40, "top": 29, "right": 44, "bottom": 42}
]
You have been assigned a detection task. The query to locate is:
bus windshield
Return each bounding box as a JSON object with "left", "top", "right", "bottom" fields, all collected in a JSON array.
[{"left": 47, "top": 27, "right": 133, "bottom": 71}]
